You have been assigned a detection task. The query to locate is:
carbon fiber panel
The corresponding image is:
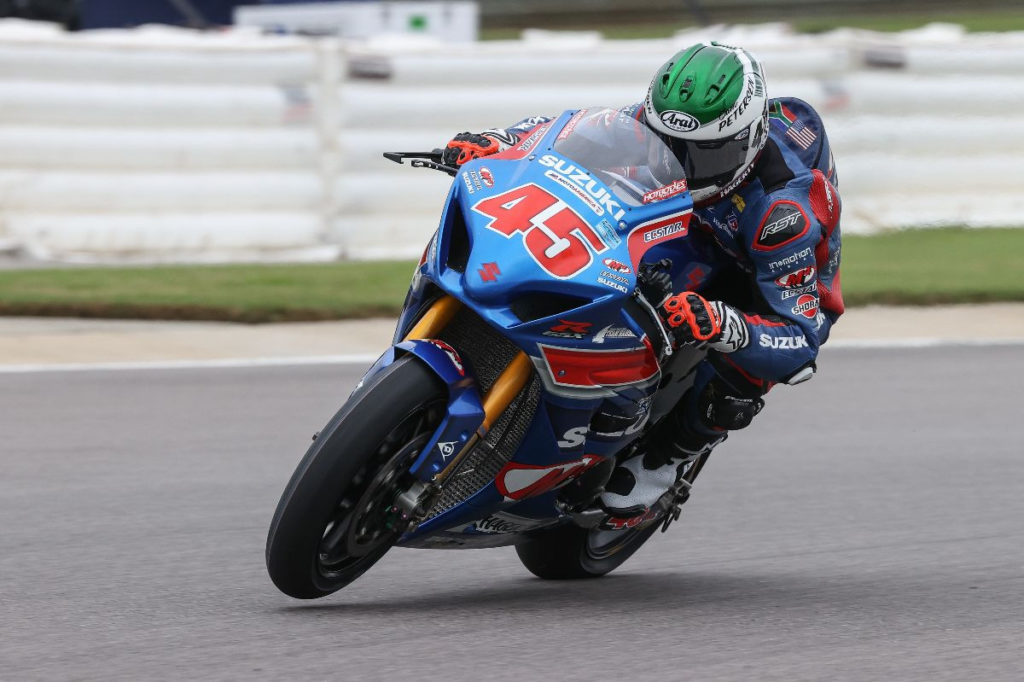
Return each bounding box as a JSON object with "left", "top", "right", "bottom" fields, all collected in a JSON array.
[
  {"left": 425, "top": 375, "right": 541, "bottom": 520},
  {"left": 436, "top": 306, "right": 519, "bottom": 393}
]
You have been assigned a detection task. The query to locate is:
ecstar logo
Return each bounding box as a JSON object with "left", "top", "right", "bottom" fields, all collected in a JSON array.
[{"left": 643, "top": 220, "right": 686, "bottom": 243}]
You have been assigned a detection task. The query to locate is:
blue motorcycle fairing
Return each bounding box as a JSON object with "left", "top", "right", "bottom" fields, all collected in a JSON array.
[
  {"left": 421, "top": 111, "right": 691, "bottom": 327},
  {"left": 402, "top": 388, "right": 572, "bottom": 536},
  {"left": 381, "top": 108, "right": 702, "bottom": 544},
  {"left": 359, "top": 341, "right": 488, "bottom": 483}
]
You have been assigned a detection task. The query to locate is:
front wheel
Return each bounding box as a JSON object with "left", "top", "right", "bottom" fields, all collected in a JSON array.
[
  {"left": 266, "top": 356, "right": 445, "bottom": 599},
  {"left": 514, "top": 521, "right": 661, "bottom": 580}
]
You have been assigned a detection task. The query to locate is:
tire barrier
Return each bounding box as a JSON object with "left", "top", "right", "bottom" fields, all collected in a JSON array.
[{"left": 0, "top": 19, "right": 1020, "bottom": 262}]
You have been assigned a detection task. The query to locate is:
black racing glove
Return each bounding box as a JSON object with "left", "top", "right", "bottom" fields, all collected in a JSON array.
[
  {"left": 637, "top": 259, "right": 674, "bottom": 307},
  {"left": 661, "top": 292, "right": 751, "bottom": 353}
]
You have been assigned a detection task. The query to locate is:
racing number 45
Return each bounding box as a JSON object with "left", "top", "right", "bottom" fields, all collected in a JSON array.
[{"left": 472, "top": 184, "right": 609, "bottom": 279}]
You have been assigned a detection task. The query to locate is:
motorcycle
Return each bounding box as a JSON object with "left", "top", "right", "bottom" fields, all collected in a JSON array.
[{"left": 266, "top": 107, "right": 712, "bottom": 599}]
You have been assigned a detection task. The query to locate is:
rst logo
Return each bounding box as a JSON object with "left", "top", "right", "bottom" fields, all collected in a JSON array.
[
  {"left": 472, "top": 184, "right": 610, "bottom": 279},
  {"left": 762, "top": 212, "right": 800, "bottom": 237},
  {"left": 754, "top": 201, "right": 810, "bottom": 251}
]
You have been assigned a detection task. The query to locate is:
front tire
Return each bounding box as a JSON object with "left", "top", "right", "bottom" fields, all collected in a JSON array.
[{"left": 266, "top": 356, "right": 445, "bottom": 599}]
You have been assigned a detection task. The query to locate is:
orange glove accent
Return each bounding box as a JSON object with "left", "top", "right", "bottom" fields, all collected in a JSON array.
[
  {"left": 442, "top": 132, "right": 501, "bottom": 166},
  {"left": 663, "top": 292, "right": 723, "bottom": 343}
]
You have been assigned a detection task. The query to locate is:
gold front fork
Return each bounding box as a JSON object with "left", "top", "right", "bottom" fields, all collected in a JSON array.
[
  {"left": 403, "top": 295, "right": 462, "bottom": 341},
  {"left": 402, "top": 295, "right": 534, "bottom": 480},
  {"left": 481, "top": 351, "right": 533, "bottom": 431}
]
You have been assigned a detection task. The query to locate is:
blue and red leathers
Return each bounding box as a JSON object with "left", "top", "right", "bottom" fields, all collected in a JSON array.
[{"left": 485, "top": 97, "right": 843, "bottom": 444}]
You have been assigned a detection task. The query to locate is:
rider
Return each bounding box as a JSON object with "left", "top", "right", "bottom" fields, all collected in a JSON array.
[{"left": 441, "top": 42, "right": 843, "bottom": 518}]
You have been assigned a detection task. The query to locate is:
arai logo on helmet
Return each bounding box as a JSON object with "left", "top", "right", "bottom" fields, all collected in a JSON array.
[{"left": 660, "top": 110, "right": 700, "bottom": 133}]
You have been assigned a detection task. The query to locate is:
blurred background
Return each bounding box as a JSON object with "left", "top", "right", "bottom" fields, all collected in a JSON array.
[
  {"left": 0, "top": 0, "right": 1021, "bottom": 319},
  {"left": 5, "top": 10, "right": 1024, "bottom": 682}
]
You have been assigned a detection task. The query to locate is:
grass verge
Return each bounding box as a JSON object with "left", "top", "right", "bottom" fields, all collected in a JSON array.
[
  {"left": 0, "top": 228, "right": 1021, "bottom": 323},
  {"left": 840, "top": 228, "right": 1024, "bottom": 307},
  {"left": 0, "top": 260, "right": 416, "bottom": 323}
]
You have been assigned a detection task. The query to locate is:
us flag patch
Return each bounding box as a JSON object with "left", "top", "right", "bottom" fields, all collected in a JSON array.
[{"left": 786, "top": 120, "right": 817, "bottom": 149}]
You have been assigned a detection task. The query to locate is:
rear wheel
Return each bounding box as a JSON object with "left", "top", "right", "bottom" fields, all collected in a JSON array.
[
  {"left": 516, "top": 451, "right": 713, "bottom": 580},
  {"left": 266, "top": 356, "right": 445, "bottom": 599},
  {"left": 514, "top": 521, "right": 661, "bottom": 580}
]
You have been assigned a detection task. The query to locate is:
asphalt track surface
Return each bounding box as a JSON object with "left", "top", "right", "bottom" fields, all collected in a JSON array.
[{"left": 2, "top": 345, "right": 1023, "bottom": 681}]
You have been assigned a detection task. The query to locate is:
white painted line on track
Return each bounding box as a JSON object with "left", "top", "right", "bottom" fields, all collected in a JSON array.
[
  {"left": 0, "top": 354, "right": 381, "bottom": 374},
  {"left": 825, "top": 337, "right": 1024, "bottom": 350},
  {"left": 1, "top": 338, "right": 1022, "bottom": 374}
]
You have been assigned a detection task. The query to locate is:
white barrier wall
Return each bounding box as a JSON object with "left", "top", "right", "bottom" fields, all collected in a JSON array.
[{"left": 0, "top": 19, "right": 1022, "bottom": 262}]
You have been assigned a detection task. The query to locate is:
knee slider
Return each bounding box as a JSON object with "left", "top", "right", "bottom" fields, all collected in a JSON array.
[{"left": 697, "top": 380, "right": 764, "bottom": 431}]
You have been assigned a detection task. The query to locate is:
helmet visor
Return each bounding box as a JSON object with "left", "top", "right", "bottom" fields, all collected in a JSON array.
[{"left": 671, "top": 135, "right": 750, "bottom": 186}]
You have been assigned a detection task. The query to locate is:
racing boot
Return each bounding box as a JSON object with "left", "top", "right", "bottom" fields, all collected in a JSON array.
[{"left": 599, "top": 412, "right": 724, "bottom": 518}]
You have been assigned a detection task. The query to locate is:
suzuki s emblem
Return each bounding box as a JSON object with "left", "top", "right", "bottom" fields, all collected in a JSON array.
[{"left": 479, "top": 262, "right": 501, "bottom": 282}]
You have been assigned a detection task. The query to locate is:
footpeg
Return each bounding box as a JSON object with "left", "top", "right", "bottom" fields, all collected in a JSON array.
[{"left": 660, "top": 504, "right": 682, "bottom": 533}]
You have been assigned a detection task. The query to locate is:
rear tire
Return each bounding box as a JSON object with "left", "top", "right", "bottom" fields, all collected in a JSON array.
[
  {"left": 515, "top": 521, "right": 661, "bottom": 580},
  {"left": 518, "top": 435, "right": 715, "bottom": 580},
  {"left": 266, "top": 356, "right": 445, "bottom": 599}
]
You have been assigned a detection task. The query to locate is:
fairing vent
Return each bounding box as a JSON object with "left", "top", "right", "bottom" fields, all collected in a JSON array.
[
  {"left": 425, "top": 375, "right": 541, "bottom": 521},
  {"left": 436, "top": 305, "right": 519, "bottom": 393},
  {"left": 423, "top": 306, "right": 540, "bottom": 520},
  {"left": 510, "top": 292, "right": 591, "bottom": 323},
  {"left": 445, "top": 204, "right": 471, "bottom": 274}
]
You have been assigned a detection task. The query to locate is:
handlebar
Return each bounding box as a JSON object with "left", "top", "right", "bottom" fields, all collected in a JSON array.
[{"left": 383, "top": 151, "right": 458, "bottom": 177}]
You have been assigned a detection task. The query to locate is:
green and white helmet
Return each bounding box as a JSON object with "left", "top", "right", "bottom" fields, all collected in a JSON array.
[{"left": 644, "top": 42, "right": 769, "bottom": 204}]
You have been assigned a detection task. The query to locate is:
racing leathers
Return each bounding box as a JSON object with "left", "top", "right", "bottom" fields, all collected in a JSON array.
[{"left": 445, "top": 97, "right": 843, "bottom": 515}]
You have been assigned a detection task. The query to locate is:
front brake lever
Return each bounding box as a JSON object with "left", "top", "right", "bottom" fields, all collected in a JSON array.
[
  {"left": 411, "top": 159, "right": 458, "bottom": 176},
  {"left": 633, "top": 290, "right": 674, "bottom": 358},
  {"left": 384, "top": 151, "right": 458, "bottom": 176}
]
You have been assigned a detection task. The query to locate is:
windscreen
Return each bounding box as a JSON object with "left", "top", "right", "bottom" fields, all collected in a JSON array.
[{"left": 552, "top": 108, "right": 688, "bottom": 206}]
